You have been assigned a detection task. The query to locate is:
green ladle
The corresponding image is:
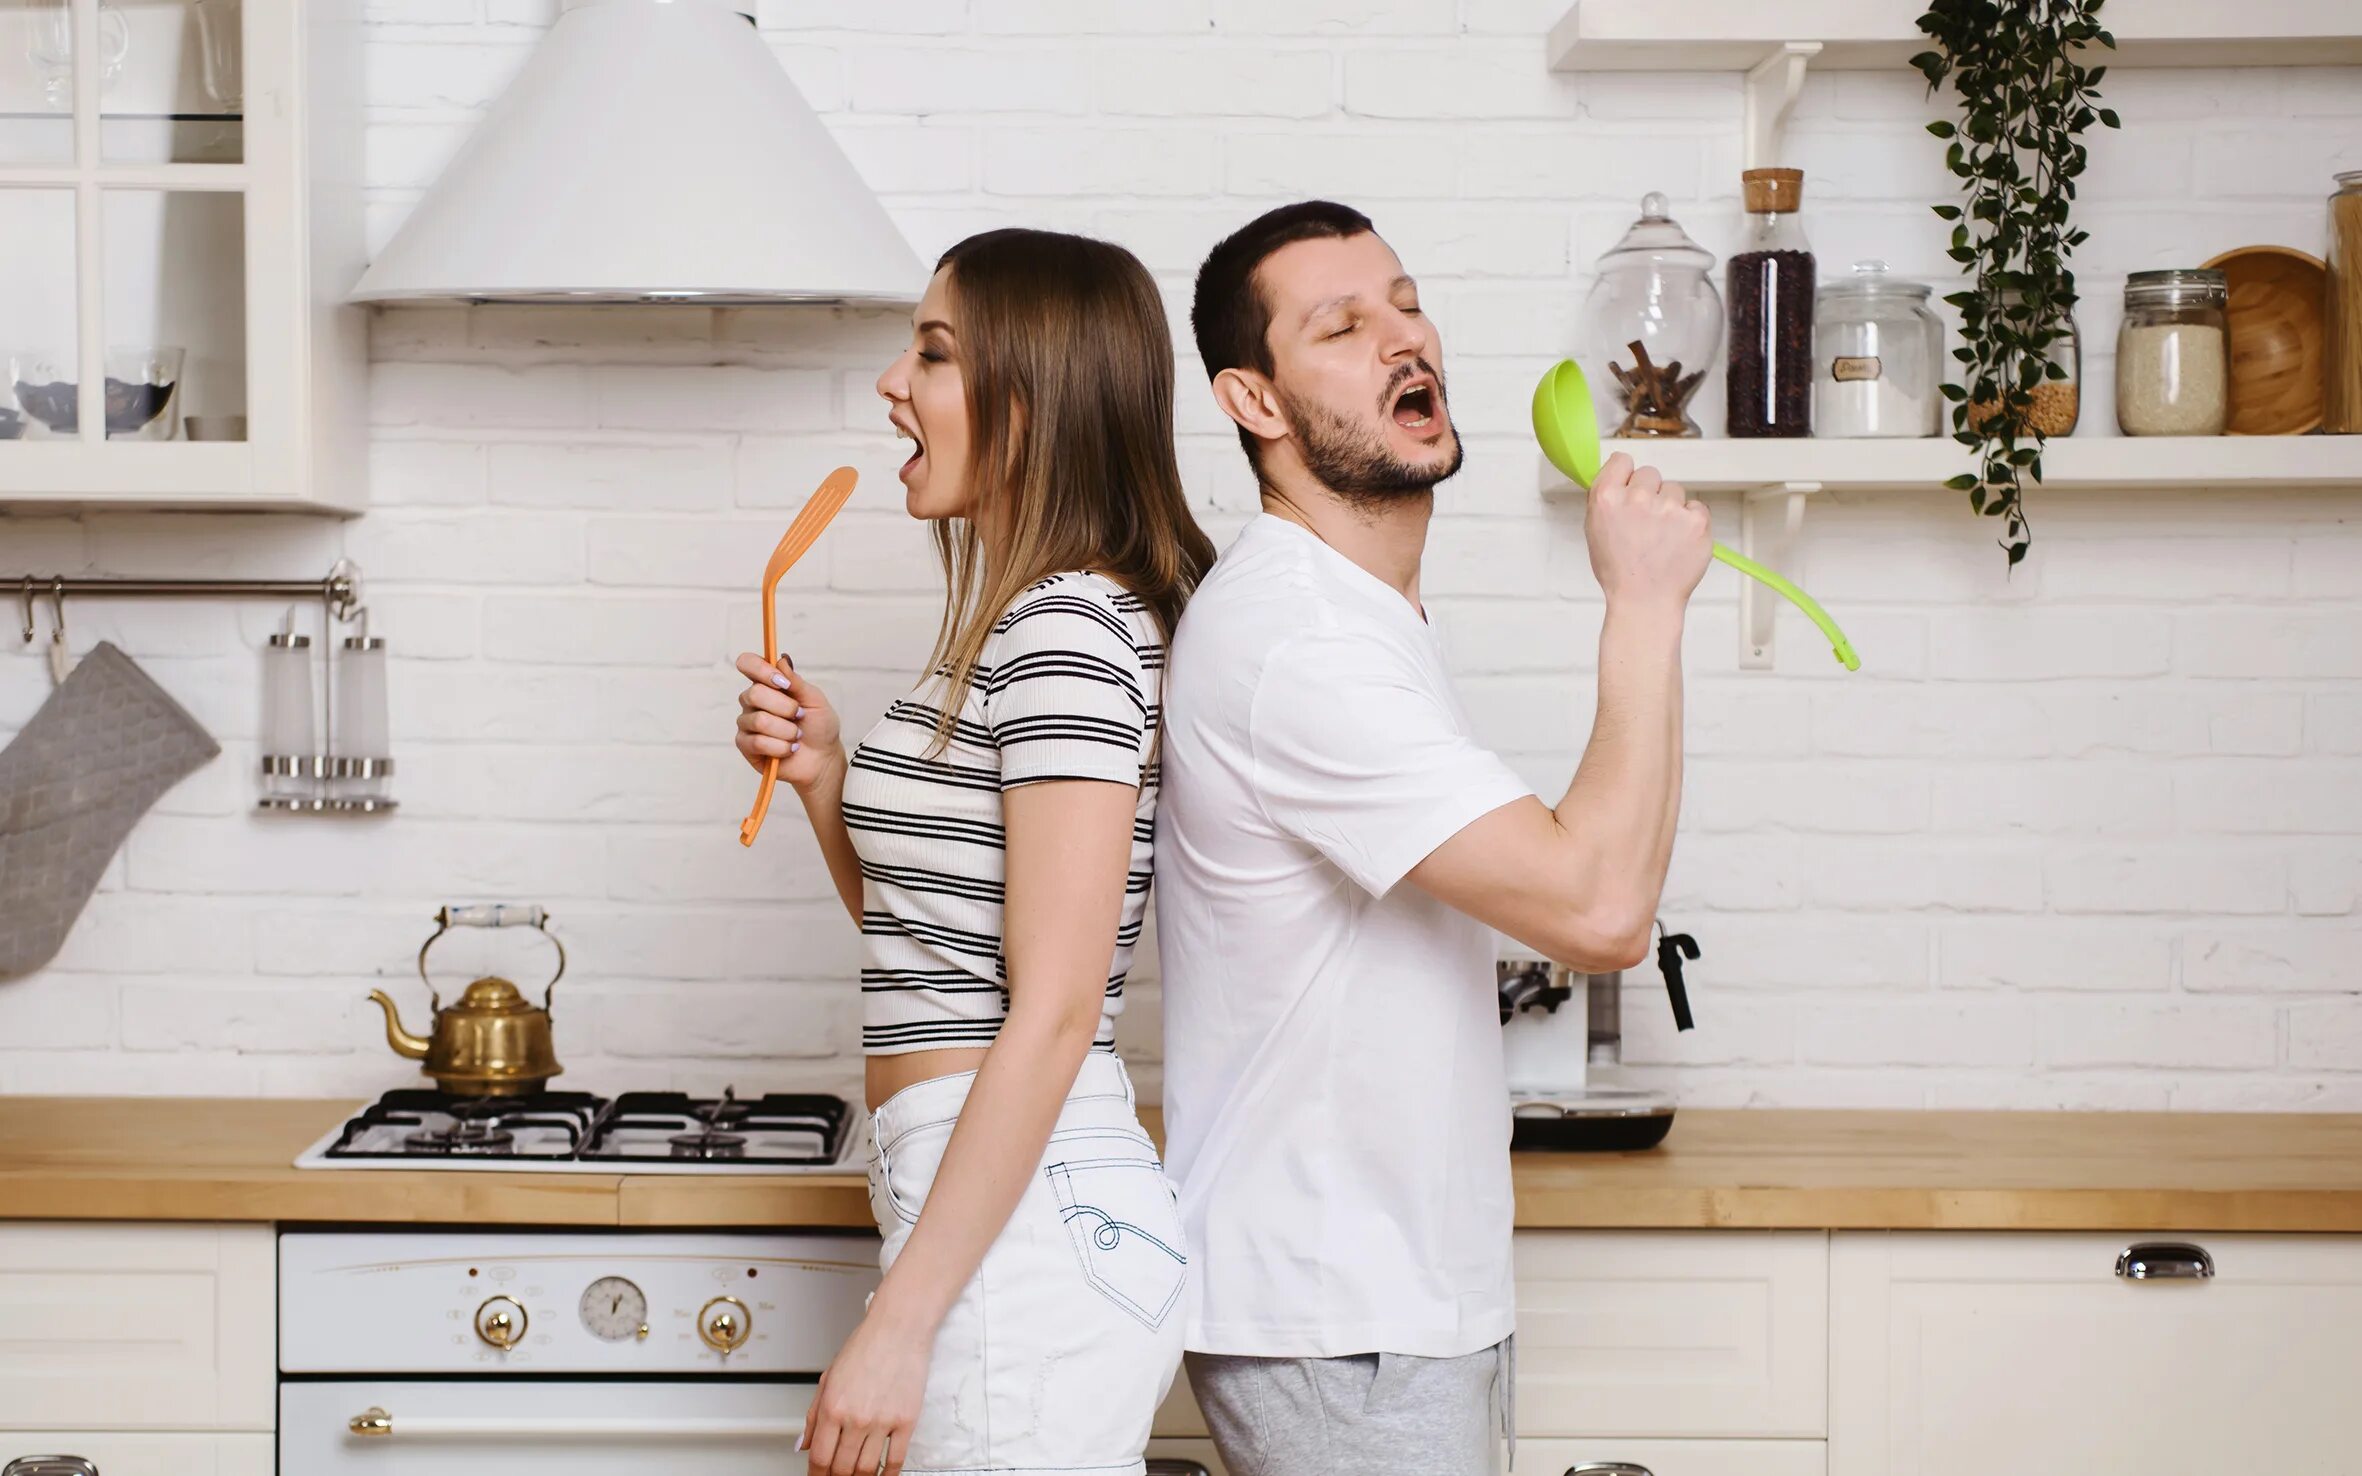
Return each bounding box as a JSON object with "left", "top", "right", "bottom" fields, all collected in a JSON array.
[{"left": 1533, "top": 358, "right": 1861, "bottom": 672}]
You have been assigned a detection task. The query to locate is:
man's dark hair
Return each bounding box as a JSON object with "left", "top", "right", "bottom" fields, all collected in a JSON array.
[{"left": 1190, "top": 200, "right": 1374, "bottom": 463}]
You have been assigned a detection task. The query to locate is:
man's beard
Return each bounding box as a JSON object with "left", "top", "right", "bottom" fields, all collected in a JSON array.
[{"left": 1277, "top": 366, "right": 1464, "bottom": 510}]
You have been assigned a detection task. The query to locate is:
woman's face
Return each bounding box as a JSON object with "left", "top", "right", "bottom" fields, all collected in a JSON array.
[{"left": 876, "top": 267, "right": 975, "bottom": 522}]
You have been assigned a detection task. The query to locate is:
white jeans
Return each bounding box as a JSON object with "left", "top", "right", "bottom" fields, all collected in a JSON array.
[{"left": 866, "top": 1053, "right": 1188, "bottom": 1475}]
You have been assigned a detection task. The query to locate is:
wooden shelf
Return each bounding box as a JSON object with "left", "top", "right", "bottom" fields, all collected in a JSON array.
[
  {"left": 1537, "top": 436, "right": 2362, "bottom": 498},
  {"left": 1548, "top": 0, "right": 2362, "bottom": 73}
]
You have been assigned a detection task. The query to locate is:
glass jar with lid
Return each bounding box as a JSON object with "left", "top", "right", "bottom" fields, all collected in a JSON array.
[
  {"left": 1813, "top": 260, "right": 1943, "bottom": 437},
  {"left": 2326, "top": 169, "right": 2362, "bottom": 434},
  {"left": 1727, "top": 167, "right": 1816, "bottom": 438},
  {"left": 1575, "top": 192, "right": 1723, "bottom": 438},
  {"left": 2116, "top": 268, "right": 2229, "bottom": 436},
  {"left": 1968, "top": 287, "right": 2081, "bottom": 437}
]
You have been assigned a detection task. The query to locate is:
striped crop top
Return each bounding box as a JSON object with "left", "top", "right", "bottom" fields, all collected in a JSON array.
[{"left": 842, "top": 572, "right": 1161, "bottom": 1055}]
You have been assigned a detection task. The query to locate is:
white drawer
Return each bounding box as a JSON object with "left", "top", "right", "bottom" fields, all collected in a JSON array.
[
  {"left": 0, "top": 1431, "right": 272, "bottom": 1476},
  {"left": 1151, "top": 1433, "right": 1825, "bottom": 1476},
  {"left": 1831, "top": 1231, "right": 2362, "bottom": 1476},
  {"left": 0, "top": 1224, "right": 273, "bottom": 1431},
  {"left": 1515, "top": 1438, "right": 1827, "bottom": 1476},
  {"left": 1515, "top": 1230, "right": 1828, "bottom": 1438}
]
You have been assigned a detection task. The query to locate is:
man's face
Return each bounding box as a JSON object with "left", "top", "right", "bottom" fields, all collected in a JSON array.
[{"left": 1254, "top": 231, "right": 1462, "bottom": 501}]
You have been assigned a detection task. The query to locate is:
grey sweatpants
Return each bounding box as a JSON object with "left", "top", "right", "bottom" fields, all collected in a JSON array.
[{"left": 1183, "top": 1337, "right": 1515, "bottom": 1476}]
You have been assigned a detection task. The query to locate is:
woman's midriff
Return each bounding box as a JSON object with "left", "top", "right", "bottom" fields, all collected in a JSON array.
[{"left": 865, "top": 1046, "right": 994, "bottom": 1112}]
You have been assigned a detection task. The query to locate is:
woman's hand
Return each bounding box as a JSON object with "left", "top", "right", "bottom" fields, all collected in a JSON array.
[
  {"left": 734, "top": 653, "right": 845, "bottom": 792},
  {"left": 801, "top": 1307, "right": 929, "bottom": 1476}
]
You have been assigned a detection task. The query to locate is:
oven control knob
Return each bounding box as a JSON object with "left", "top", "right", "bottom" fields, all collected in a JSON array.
[
  {"left": 697, "top": 1295, "right": 751, "bottom": 1353},
  {"left": 474, "top": 1296, "right": 528, "bottom": 1349}
]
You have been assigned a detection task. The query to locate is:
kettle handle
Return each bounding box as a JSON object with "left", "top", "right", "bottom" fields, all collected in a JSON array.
[{"left": 417, "top": 905, "right": 568, "bottom": 1013}]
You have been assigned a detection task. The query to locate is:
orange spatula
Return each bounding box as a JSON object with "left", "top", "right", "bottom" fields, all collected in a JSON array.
[{"left": 739, "top": 466, "right": 858, "bottom": 848}]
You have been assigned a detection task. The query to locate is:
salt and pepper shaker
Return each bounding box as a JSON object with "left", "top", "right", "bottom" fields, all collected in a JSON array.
[
  {"left": 258, "top": 603, "right": 398, "bottom": 814},
  {"left": 332, "top": 608, "right": 394, "bottom": 810},
  {"left": 259, "top": 609, "right": 318, "bottom": 809}
]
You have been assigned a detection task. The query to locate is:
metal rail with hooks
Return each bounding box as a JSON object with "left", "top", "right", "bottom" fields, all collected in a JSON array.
[
  {"left": 8, "top": 560, "right": 388, "bottom": 813},
  {"left": 12, "top": 562, "right": 362, "bottom": 641}
]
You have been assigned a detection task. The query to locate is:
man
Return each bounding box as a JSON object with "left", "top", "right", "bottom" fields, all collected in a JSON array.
[{"left": 1154, "top": 200, "right": 1710, "bottom": 1474}]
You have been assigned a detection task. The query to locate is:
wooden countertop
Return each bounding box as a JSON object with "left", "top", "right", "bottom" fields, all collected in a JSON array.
[{"left": 6, "top": 1096, "right": 2362, "bottom": 1232}]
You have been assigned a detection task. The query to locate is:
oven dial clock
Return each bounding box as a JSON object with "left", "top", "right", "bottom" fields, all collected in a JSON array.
[
  {"left": 579, "top": 1276, "right": 649, "bottom": 1342},
  {"left": 473, "top": 1295, "right": 527, "bottom": 1349}
]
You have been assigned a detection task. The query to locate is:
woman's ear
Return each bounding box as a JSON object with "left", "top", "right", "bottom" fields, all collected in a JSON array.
[{"left": 1211, "top": 366, "right": 1287, "bottom": 450}]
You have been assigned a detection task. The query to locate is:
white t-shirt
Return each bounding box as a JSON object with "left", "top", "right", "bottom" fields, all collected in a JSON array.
[{"left": 1154, "top": 513, "right": 1536, "bottom": 1359}]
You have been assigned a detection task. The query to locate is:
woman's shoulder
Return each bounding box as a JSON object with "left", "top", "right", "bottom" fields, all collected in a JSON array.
[{"left": 992, "top": 570, "right": 1155, "bottom": 644}]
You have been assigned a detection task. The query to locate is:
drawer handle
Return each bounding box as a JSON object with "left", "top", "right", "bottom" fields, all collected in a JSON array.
[
  {"left": 347, "top": 1407, "right": 802, "bottom": 1439},
  {"left": 1569, "top": 1466, "right": 1656, "bottom": 1476},
  {"left": 2115, "top": 1241, "right": 2214, "bottom": 1280}
]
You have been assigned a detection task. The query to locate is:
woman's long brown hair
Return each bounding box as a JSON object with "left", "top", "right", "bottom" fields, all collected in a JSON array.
[{"left": 923, "top": 228, "right": 1215, "bottom": 749}]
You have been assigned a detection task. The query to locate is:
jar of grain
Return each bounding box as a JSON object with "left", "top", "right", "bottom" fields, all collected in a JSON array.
[
  {"left": 1968, "top": 288, "right": 2081, "bottom": 436},
  {"left": 2327, "top": 169, "right": 2362, "bottom": 434},
  {"left": 2116, "top": 268, "right": 2229, "bottom": 436}
]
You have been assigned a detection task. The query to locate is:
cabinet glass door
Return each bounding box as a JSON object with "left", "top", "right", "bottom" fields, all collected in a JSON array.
[
  {"left": 0, "top": 0, "right": 79, "bottom": 163},
  {"left": 0, "top": 0, "right": 250, "bottom": 482},
  {"left": 102, "top": 0, "right": 242, "bottom": 164},
  {"left": 0, "top": 187, "right": 77, "bottom": 445},
  {"left": 104, "top": 185, "right": 245, "bottom": 441}
]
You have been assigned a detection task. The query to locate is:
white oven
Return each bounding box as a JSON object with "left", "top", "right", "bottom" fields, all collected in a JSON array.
[{"left": 279, "top": 1230, "right": 878, "bottom": 1475}]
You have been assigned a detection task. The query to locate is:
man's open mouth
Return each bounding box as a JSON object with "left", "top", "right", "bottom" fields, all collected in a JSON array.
[{"left": 1389, "top": 380, "right": 1438, "bottom": 432}]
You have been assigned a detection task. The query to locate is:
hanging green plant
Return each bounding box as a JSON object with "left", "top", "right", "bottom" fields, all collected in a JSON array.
[{"left": 1913, "top": 0, "right": 2120, "bottom": 567}]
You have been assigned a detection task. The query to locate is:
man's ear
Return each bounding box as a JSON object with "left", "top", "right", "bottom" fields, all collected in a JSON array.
[{"left": 1211, "top": 366, "right": 1288, "bottom": 451}]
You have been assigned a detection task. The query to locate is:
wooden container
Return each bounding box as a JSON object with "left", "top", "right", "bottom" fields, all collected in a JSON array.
[{"left": 2201, "top": 244, "right": 2328, "bottom": 436}]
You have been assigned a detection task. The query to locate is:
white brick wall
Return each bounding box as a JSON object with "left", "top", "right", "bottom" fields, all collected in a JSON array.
[{"left": 1, "top": 2, "right": 2357, "bottom": 1108}]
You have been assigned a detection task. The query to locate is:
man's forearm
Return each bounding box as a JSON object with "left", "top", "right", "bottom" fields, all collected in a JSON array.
[{"left": 1555, "top": 600, "right": 1686, "bottom": 943}]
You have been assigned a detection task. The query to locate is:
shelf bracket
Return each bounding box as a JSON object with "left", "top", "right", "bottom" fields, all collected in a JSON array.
[
  {"left": 1737, "top": 482, "right": 1819, "bottom": 670},
  {"left": 1742, "top": 42, "right": 1821, "bottom": 171}
]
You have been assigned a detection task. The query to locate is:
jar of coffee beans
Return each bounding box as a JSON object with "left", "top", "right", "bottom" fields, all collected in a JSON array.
[{"left": 1726, "top": 167, "right": 1816, "bottom": 438}]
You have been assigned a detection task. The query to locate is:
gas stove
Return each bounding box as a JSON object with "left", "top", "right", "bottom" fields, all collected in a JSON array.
[{"left": 292, "top": 1086, "right": 862, "bottom": 1174}]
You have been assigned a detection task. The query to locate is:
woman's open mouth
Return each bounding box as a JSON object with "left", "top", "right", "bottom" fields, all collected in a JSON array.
[
  {"left": 895, "top": 420, "right": 925, "bottom": 478},
  {"left": 1389, "top": 381, "right": 1438, "bottom": 432}
]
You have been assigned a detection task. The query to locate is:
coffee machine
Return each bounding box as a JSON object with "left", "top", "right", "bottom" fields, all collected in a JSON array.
[{"left": 1498, "top": 925, "right": 1699, "bottom": 1151}]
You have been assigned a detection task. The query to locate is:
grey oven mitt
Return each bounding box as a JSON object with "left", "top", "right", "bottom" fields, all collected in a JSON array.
[{"left": 0, "top": 641, "right": 220, "bottom": 979}]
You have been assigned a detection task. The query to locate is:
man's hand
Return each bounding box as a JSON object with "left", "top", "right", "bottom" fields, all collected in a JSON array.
[{"left": 1584, "top": 451, "right": 1713, "bottom": 613}]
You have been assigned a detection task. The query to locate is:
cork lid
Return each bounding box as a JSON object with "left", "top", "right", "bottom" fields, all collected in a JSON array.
[{"left": 1742, "top": 167, "right": 1805, "bottom": 214}]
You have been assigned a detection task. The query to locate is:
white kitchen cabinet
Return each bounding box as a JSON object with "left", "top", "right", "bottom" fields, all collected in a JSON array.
[
  {"left": 1152, "top": 1362, "right": 1212, "bottom": 1439},
  {"left": 1144, "top": 1437, "right": 1226, "bottom": 1474},
  {"left": 1149, "top": 1433, "right": 1824, "bottom": 1476},
  {"left": 0, "top": 1222, "right": 273, "bottom": 1431},
  {"left": 1830, "top": 1231, "right": 2362, "bottom": 1476},
  {"left": 1514, "top": 1230, "right": 1828, "bottom": 1439},
  {"left": 1514, "top": 1439, "right": 1826, "bottom": 1476},
  {"left": 0, "top": 0, "right": 366, "bottom": 513},
  {"left": 0, "top": 1432, "right": 271, "bottom": 1475}
]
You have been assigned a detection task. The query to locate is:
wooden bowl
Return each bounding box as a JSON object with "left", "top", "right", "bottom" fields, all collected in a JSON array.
[{"left": 2201, "top": 244, "right": 2327, "bottom": 435}]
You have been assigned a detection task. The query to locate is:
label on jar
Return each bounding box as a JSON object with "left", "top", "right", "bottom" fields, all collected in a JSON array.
[{"left": 1832, "top": 355, "right": 1884, "bottom": 382}]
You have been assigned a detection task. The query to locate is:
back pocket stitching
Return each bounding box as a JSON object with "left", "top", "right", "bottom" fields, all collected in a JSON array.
[{"left": 1046, "top": 1159, "right": 1188, "bottom": 1332}]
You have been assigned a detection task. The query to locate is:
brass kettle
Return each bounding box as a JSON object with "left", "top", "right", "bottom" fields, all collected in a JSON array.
[{"left": 367, "top": 904, "right": 566, "bottom": 1095}]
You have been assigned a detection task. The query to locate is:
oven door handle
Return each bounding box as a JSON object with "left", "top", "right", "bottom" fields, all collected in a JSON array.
[{"left": 348, "top": 1407, "right": 802, "bottom": 1440}]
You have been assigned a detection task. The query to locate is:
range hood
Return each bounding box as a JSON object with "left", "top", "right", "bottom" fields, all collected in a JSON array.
[{"left": 352, "top": 0, "right": 923, "bottom": 306}]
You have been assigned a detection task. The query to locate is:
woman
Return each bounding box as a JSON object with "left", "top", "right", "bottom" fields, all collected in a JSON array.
[{"left": 733, "top": 228, "right": 1215, "bottom": 1476}]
